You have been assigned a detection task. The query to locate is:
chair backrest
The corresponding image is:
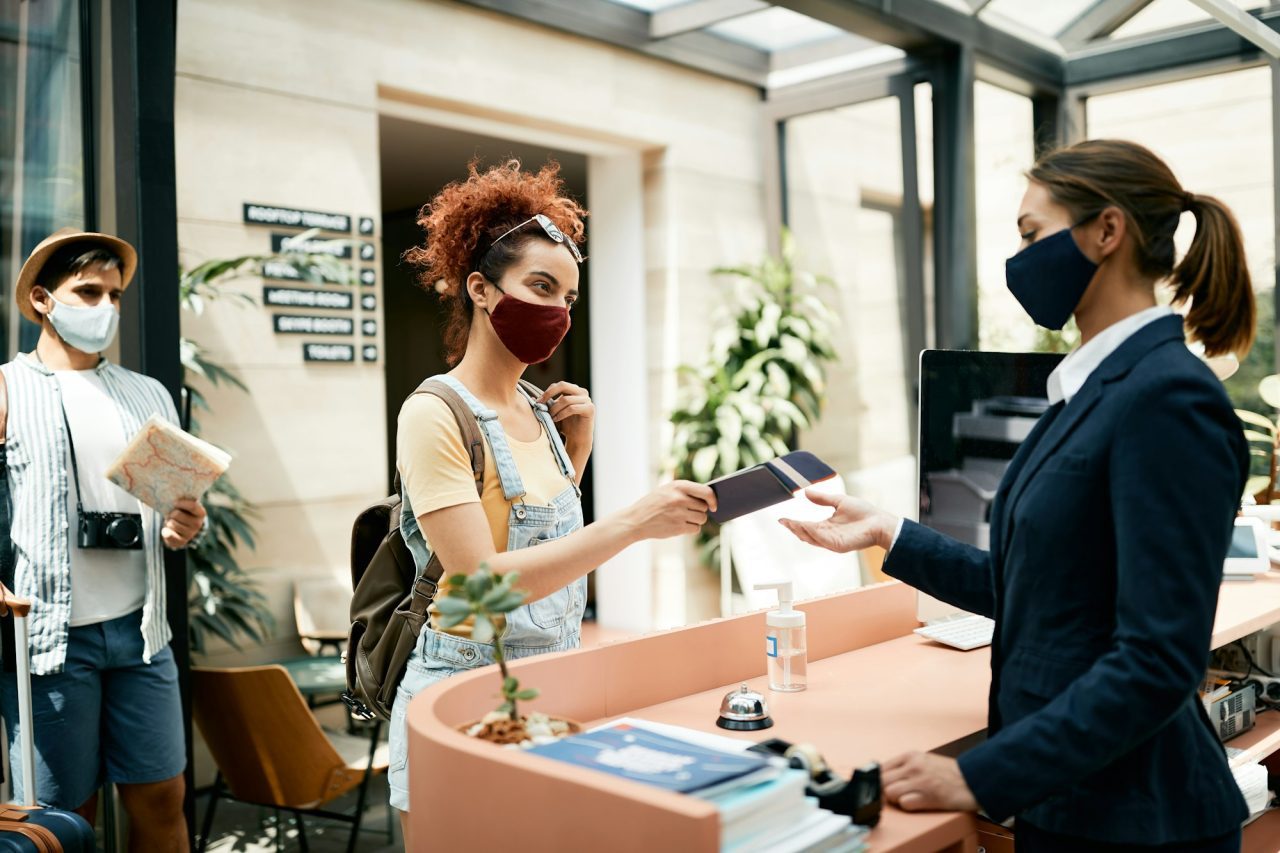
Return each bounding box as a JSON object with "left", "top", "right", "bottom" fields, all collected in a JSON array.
[
  {"left": 192, "top": 665, "right": 356, "bottom": 808},
  {"left": 294, "top": 577, "right": 353, "bottom": 655},
  {"left": 727, "top": 474, "right": 865, "bottom": 612}
]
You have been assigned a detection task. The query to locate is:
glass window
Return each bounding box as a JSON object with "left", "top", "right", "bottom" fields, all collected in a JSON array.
[
  {"left": 1109, "top": 0, "right": 1265, "bottom": 40},
  {"left": 784, "top": 97, "right": 914, "bottom": 476},
  {"left": 974, "top": 82, "right": 1035, "bottom": 352},
  {"left": 707, "top": 7, "right": 844, "bottom": 51},
  {"left": 979, "top": 0, "right": 1101, "bottom": 39},
  {"left": 1087, "top": 66, "right": 1274, "bottom": 411},
  {"left": 1, "top": 0, "right": 88, "bottom": 357}
]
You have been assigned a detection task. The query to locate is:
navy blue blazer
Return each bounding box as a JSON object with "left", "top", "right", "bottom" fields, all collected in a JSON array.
[{"left": 885, "top": 315, "right": 1249, "bottom": 843}]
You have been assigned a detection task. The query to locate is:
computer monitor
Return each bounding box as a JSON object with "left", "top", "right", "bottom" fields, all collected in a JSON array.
[{"left": 916, "top": 349, "right": 1065, "bottom": 621}]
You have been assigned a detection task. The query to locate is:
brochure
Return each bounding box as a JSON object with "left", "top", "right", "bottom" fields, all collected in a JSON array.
[{"left": 527, "top": 722, "right": 774, "bottom": 794}]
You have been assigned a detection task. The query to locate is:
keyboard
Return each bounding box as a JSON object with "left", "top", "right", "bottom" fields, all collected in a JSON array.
[{"left": 914, "top": 614, "right": 994, "bottom": 650}]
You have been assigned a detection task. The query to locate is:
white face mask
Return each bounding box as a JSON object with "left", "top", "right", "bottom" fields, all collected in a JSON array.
[{"left": 45, "top": 295, "right": 120, "bottom": 354}]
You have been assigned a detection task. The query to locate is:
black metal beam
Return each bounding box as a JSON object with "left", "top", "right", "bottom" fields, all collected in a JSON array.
[
  {"left": 931, "top": 44, "right": 978, "bottom": 350},
  {"left": 771, "top": 0, "right": 1062, "bottom": 92},
  {"left": 894, "top": 77, "right": 927, "bottom": 448},
  {"left": 1066, "top": 9, "right": 1280, "bottom": 87},
  {"left": 1032, "top": 92, "right": 1063, "bottom": 156},
  {"left": 107, "top": 0, "right": 192, "bottom": 841},
  {"left": 453, "top": 0, "right": 770, "bottom": 86},
  {"left": 1273, "top": 60, "right": 1280, "bottom": 372}
]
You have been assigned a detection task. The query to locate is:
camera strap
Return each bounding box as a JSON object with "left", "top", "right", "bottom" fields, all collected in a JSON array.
[{"left": 56, "top": 402, "right": 88, "bottom": 519}]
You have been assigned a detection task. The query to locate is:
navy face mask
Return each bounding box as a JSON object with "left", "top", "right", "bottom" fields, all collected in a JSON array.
[{"left": 1004, "top": 220, "right": 1099, "bottom": 331}]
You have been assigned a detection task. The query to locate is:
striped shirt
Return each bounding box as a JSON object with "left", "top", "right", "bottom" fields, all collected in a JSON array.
[{"left": 2, "top": 354, "right": 176, "bottom": 674}]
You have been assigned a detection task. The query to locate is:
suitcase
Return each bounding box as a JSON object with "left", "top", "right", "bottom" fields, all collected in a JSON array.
[{"left": 0, "top": 597, "right": 96, "bottom": 852}]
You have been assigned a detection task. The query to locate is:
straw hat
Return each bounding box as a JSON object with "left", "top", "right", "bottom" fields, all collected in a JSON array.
[{"left": 14, "top": 228, "right": 138, "bottom": 324}]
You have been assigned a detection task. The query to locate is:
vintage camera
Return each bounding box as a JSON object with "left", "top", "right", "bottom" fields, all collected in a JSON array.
[{"left": 78, "top": 511, "right": 143, "bottom": 550}]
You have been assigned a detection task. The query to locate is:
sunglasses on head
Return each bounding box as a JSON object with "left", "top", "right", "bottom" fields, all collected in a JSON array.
[{"left": 490, "top": 213, "right": 584, "bottom": 264}]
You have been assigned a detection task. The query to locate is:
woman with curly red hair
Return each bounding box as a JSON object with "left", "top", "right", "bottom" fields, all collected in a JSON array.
[{"left": 387, "top": 160, "right": 715, "bottom": 820}]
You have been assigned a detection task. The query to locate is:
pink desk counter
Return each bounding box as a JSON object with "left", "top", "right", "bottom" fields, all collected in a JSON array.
[{"left": 407, "top": 582, "right": 990, "bottom": 852}]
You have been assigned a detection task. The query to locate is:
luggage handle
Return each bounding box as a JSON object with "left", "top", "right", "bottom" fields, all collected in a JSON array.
[{"left": 6, "top": 595, "right": 37, "bottom": 808}]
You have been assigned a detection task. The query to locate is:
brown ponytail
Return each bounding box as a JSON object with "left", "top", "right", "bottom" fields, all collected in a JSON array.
[
  {"left": 1030, "top": 139, "right": 1255, "bottom": 357},
  {"left": 1173, "top": 193, "right": 1255, "bottom": 357}
]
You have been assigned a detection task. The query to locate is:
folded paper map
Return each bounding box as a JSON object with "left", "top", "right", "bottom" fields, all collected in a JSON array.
[{"left": 105, "top": 416, "right": 232, "bottom": 516}]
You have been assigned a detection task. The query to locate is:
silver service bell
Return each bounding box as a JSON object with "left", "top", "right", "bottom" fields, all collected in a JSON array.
[{"left": 716, "top": 683, "right": 773, "bottom": 731}]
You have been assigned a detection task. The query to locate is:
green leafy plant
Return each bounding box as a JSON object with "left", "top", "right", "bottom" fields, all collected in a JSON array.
[
  {"left": 667, "top": 230, "right": 838, "bottom": 566},
  {"left": 434, "top": 567, "right": 536, "bottom": 720},
  {"left": 1236, "top": 374, "right": 1280, "bottom": 503},
  {"left": 181, "top": 231, "right": 355, "bottom": 652}
]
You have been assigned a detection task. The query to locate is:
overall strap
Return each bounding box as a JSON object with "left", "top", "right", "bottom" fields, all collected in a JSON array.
[
  {"left": 515, "top": 380, "right": 579, "bottom": 495},
  {"left": 432, "top": 375, "right": 528, "bottom": 503}
]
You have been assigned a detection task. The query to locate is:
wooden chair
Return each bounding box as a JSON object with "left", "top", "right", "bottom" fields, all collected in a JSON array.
[{"left": 192, "top": 665, "right": 389, "bottom": 853}]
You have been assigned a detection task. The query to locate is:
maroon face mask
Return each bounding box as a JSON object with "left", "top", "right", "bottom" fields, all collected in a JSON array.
[{"left": 486, "top": 283, "right": 571, "bottom": 364}]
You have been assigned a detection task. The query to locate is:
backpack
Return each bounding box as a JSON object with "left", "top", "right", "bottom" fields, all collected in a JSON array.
[{"left": 342, "top": 376, "right": 545, "bottom": 721}]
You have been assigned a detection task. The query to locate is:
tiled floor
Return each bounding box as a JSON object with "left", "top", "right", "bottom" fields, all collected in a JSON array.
[
  {"left": 198, "top": 774, "right": 401, "bottom": 853},
  {"left": 195, "top": 621, "right": 635, "bottom": 852}
]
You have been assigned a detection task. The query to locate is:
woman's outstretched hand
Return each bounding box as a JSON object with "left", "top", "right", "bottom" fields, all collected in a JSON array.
[{"left": 779, "top": 489, "right": 899, "bottom": 554}]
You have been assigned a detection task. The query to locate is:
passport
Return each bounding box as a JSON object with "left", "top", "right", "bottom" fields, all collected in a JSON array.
[{"left": 708, "top": 451, "right": 837, "bottom": 524}]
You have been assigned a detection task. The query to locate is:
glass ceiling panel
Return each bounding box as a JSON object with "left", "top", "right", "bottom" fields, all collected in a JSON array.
[
  {"left": 605, "top": 0, "right": 688, "bottom": 11},
  {"left": 1110, "top": 0, "right": 1266, "bottom": 40},
  {"left": 707, "top": 7, "right": 846, "bottom": 51},
  {"left": 979, "top": 0, "right": 1102, "bottom": 39}
]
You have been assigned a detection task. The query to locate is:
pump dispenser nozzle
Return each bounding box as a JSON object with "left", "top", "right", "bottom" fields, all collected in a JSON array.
[{"left": 754, "top": 581, "right": 807, "bottom": 692}]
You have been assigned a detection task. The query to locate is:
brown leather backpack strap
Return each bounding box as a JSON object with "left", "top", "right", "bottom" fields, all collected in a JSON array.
[
  {"left": 404, "top": 379, "right": 486, "bottom": 602},
  {"left": 415, "top": 379, "right": 485, "bottom": 499}
]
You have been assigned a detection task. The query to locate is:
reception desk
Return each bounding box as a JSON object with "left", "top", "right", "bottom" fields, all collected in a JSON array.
[
  {"left": 407, "top": 574, "right": 1280, "bottom": 851},
  {"left": 407, "top": 582, "right": 989, "bottom": 852}
]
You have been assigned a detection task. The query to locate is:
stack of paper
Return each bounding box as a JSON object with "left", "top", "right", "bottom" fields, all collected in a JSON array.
[
  {"left": 1234, "top": 761, "right": 1271, "bottom": 816},
  {"left": 529, "top": 717, "right": 868, "bottom": 852}
]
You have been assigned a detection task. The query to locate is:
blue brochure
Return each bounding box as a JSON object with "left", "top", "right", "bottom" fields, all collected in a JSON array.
[
  {"left": 527, "top": 723, "right": 771, "bottom": 794},
  {"left": 708, "top": 450, "right": 837, "bottom": 524}
]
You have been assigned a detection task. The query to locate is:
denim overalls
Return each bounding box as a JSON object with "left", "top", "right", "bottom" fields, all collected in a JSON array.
[{"left": 387, "top": 375, "right": 587, "bottom": 811}]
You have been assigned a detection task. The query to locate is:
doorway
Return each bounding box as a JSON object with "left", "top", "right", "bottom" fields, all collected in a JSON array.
[{"left": 378, "top": 115, "right": 595, "bottom": 514}]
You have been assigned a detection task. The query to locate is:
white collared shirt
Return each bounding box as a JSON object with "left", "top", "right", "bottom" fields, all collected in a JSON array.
[{"left": 1046, "top": 305, "right": 1174, "bottom": 405}]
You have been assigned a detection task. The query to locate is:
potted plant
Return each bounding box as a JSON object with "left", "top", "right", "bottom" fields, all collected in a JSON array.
[
  {"left": 667, "top": 229, "right": 838, "bottom": 568},
  {"left": 433, "top": 567, "right": 581, "bottom": 746}
]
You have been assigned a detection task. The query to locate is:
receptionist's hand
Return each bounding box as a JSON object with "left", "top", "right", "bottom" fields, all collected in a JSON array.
[
  {"left": 779, "top": 489, "right": 898, "bottom": 554},
  {"left": 882, "top": 751, "right": 979, "bottom": 813}
]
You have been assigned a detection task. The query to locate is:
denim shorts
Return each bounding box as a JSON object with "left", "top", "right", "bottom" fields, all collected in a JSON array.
[{"left": 0, "top": 609, "right": 186, "bottom": 809}]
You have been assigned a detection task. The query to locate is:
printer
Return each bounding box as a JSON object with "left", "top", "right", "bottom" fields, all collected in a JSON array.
[{"left": 922, "top": 396, "right": 1049, "bottom": 549}]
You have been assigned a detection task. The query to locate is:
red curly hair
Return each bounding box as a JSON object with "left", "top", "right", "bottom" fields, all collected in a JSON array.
[{"left": 404, "top": 159, "right": 588, "bottom": 365}]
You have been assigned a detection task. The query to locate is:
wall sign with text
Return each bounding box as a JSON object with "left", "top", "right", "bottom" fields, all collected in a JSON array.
[
  {"left": 244, "top": 203, "right": 351, "bottom": 233},
  {"left": 263, "top": 287, "right": 353, "bottom": 311},
  {"left": 273, "top": 315, "right": 354, "bottom": 336},
  {"left": 304, "top": 343, "right": 355, "bottom": 363},
  {"left": 271, "top": 232, "right": 352, "bottom": 259},
  {"left": 245, "top": 201, "right": 379, "bottom": 364}
]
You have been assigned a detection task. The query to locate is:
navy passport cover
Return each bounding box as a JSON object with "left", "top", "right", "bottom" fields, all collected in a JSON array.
[{"left": 708, "top": 450, "right": 836, "bottom": 524}]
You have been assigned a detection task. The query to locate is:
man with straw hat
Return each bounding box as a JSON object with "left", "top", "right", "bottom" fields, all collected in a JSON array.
[{"left": 0, "top": 229, "right": 203, "bottom": 850}]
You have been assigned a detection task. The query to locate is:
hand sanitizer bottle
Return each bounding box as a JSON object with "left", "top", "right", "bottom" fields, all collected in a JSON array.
[{"left": 754, "top": 582, "right": 807, "bottom": 692}]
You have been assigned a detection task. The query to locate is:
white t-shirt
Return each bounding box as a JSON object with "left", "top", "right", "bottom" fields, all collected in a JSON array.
[{"left": 56, "top": 369, "right": 147, "bottom": 626}]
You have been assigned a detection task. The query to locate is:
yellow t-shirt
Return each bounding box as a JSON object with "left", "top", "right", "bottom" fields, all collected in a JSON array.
[{"left": 396, "top": 393, "right": 571, "bottom": 553}]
